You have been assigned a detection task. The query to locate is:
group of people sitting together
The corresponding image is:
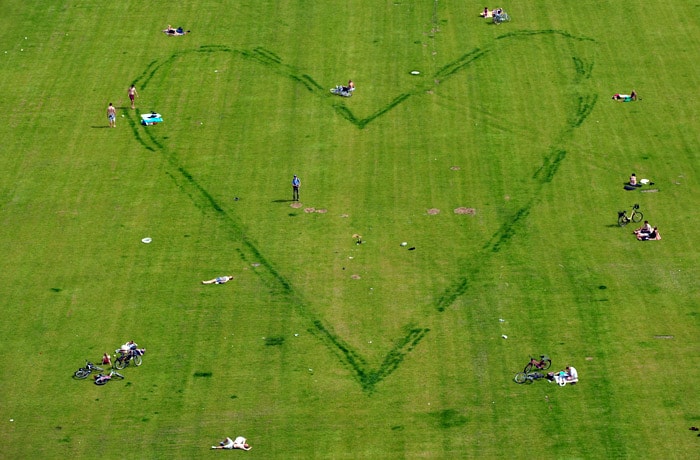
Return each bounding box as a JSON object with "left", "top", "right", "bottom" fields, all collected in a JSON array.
[
  {"left": 479, "top": 7, "right": 503, "bottom": 18},
  {"left": 634, "top": 220, "right": 661, "bottom": 241},
  {"left": 100, "top": 340, "right": 145, "bottom": 364},
  {"left": 547, "top": 366, "right": 578, "bottom": 386},
  {"left": 612, "top": 90, "right": 637, "bottom": 102},
  {"left": 624, "top": 172, "right": 660, "bottom": 240},
  {"left": 162, "top": 25, "right": 189, "bottom": 36}
]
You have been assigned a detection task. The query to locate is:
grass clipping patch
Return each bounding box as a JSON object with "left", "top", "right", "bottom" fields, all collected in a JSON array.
[{"left": 454, "top": 207, "right": 476, "bottom": 215}]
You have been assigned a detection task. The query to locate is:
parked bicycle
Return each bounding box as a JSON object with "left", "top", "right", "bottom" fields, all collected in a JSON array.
[
  {"left": 73, "top": 361, "right": 104, "bottom": 379},
  {"left": 94, "top": 370, "right": 125, "bottom": 386},
  {"left": 523, "top": 355, "right": 552, "bottom": 373},
  {"left": 113, "top": 348, "right": 145, "bottom": 370},
  {"left": 617, "top": 204, "right": 643, "bottom": 227},
  {"left": 514, "top": 371, "right": 546, "bottom": 384}
]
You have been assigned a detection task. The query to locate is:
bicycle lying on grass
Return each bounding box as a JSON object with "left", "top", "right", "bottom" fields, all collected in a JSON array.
[
  {"left": 94, "top": 371, "right": 125, "bottom": 386},
  {"left": 73, "top": 361, "right": 104, "bottom": 379},
  {"left": 514, "top": 371, "right": 547, "bottom": 384},
  {"left": 618, "top": 204, "right": 643, "bottom": 227},
  {"left": 523, "top": 355, "right": 552, "bottom": 373}
]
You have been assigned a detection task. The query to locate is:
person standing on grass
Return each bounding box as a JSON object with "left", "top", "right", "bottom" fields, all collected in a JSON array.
[
  {"left": 292, "top": 174, "right": 301, "bottom": 201},
  {"left": 107, "top": 102, "right": 116, "bottom": 127},
  {"left": 128, "top": 84, "right": 138, "bottom": 109}
]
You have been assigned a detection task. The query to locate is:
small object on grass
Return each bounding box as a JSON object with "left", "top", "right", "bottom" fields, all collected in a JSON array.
[
  {"left": 400, "top": 242, "right": 408, "bottom": 246},
  {"left": 408, "top": 247, "right": 416, "bottom": 250},
  {"left": 141, "top": 237, "right": 152, "bottom": 244},
  {"left": 410, "top": 70, "right": 420, "bottom": 75},
  {"left": 502, "top": 335, "right": 508, "bottom": 339}
]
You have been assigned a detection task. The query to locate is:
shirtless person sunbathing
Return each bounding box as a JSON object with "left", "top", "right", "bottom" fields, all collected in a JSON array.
[
  {"left": 202, "top": 275, "right": 234, "bottom": 285},
  {"left": 480, "top": 7, "right": 494, "bottom": 18}
]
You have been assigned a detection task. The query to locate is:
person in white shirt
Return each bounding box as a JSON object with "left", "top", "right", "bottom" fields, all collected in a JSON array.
[
  {"left": 233, "top": 436, "right": 252, "bottom": 450},
  {"left": 116, "top": 341, "right": 137, "bottom": 354},
  {"left": 212, "top": 436, "right": 251, "bottom": 450},
  {"left": 565, "top": 366, "right": 578, "bottom": 382},
  {"left": 548, "top": 365, "right": 578, "bottom": 385},
  {"left": 202, "top": 275, "right": 234, "bottom": 285}
]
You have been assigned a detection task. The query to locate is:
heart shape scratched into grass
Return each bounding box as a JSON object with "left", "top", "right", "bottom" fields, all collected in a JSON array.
[{"left": 125, "top": 29, "right": 597, "bottom": 393}]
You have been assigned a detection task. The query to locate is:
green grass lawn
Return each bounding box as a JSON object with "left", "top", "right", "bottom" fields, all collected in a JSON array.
[{"left": 0, "top": 1, "right": 698, "bottom": 458}]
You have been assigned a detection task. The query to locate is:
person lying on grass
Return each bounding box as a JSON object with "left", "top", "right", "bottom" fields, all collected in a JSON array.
[
  {"left": 480, "top": 7, "right": 494, "bottom": 18},
  {"left": 202, "top": 275, "right": 234, "bottom": 285},
  {"left": 612, "top": 90, "right": 637, "bottom": 101},
  {"left": 212, "top": 436, "right": 251, "bottom": 450},
  {"left": 163, "top": 25, "right": 190, "bottom": 36}
]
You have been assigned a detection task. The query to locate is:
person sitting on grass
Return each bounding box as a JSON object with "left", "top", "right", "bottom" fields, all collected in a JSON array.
[
  {"left": 634, "top": 221, "right": 653, "bottom": 238},
  {"left": 637, "top": 226, "right": 661, "bottom": 241},
  {"left": 342, "top": 80, "right": 355, "bottom": 93},
  {"left": 547, "top": 366, "right": 578, "bottom": 385},
  {"left": 116, "top": 341, "right": 138, "bottom": 354},
  {"left": 202, "top": 275, "right": 234, "bottom": 285},
  {"left": 480, "top": 7, "right": 493, "bottom": 18},
  {"left": 629, "top": 173, "right": 638, "bottom": 186}
]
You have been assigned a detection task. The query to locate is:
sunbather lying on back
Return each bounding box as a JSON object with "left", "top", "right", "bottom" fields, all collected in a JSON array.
[
  {"left": 202, "top": 275, "right": 234, "bottom": 285},
  {"left": 612, "top": 90, "right": 637, "bottom": 101}
]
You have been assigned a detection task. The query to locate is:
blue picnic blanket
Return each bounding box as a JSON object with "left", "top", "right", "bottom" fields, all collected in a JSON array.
[{"left": 140, "top": 113, "right": 163, "bottom": 125}]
